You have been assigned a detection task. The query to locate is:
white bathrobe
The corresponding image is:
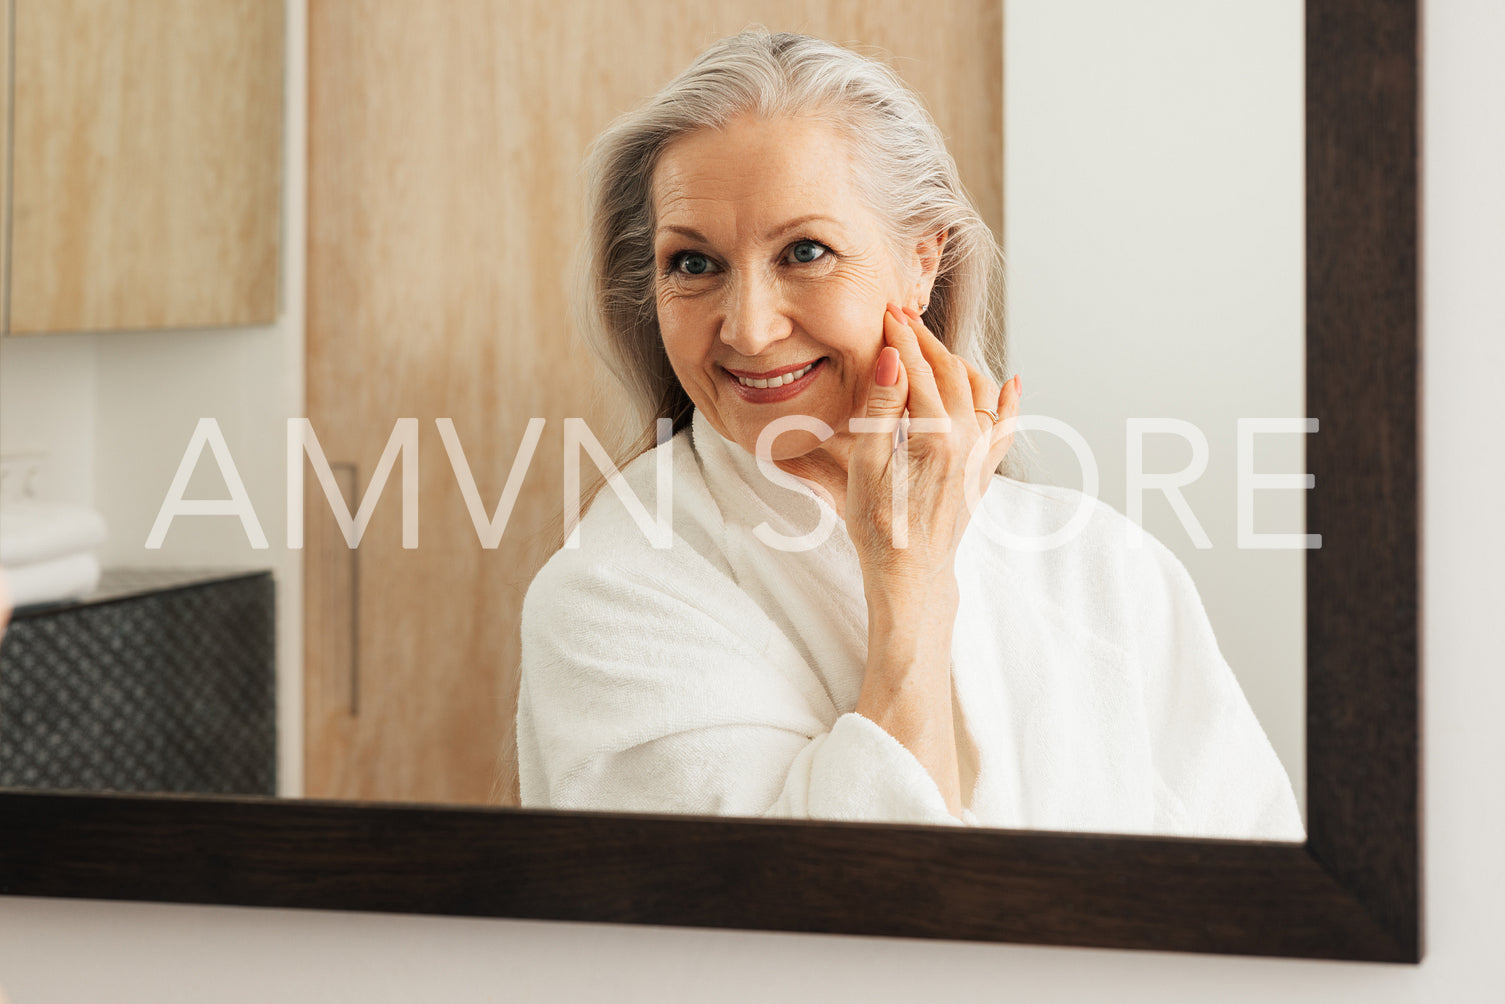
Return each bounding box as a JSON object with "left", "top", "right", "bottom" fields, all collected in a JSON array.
[{"left": 518, "top": 411, "right": 1304, "bottom": 841}]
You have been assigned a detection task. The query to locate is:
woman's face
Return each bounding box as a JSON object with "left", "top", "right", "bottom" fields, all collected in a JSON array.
[{"left": 651, "top": 115, "right": 938, "bottom": 466}]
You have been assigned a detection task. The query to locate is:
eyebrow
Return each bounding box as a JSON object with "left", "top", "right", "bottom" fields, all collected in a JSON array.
[
  {"left": 762, "top": 214, "right": 843, "bottom": 241},
  {"left": 653, "top": 214, "right": 845, "bottom": 247}
]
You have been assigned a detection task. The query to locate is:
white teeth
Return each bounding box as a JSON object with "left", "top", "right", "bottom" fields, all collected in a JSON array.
[{"left": 737, "top": 362, "right": 815, "bottom": 389}]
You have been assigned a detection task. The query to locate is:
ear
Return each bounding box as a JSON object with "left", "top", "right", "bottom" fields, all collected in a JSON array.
[{"left": 912, "top": 228, "right": 948, "bottom": 306}]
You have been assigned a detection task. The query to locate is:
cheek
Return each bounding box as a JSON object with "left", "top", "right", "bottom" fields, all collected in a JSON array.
[
  {"left": 657, "top": 302, "right": 713, "bottom": 375},
  {"left": 801, "top": 289, "right": 885, "bottom": 372},
  {"left": 801, "top": 261, "right": 899, "bottom": 353}
]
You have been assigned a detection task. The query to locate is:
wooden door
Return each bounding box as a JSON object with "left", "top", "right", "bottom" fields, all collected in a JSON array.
[{"left": 305, "top": 0, "right": 1002, "bottom": 805}]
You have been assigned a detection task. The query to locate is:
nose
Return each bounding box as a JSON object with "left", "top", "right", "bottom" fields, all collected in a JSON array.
[{"left": 719, "top": 276, "right": 792, "bottom": 357}]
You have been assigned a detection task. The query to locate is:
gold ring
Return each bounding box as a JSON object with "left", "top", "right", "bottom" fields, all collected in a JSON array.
[{"left": 974, "top": 407, "right": 999, "bottom": 422}]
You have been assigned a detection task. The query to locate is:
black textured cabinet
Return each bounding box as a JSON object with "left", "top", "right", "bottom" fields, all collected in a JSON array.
[{"left": 0, "top": 569, "right": 276, "bottom": 795}]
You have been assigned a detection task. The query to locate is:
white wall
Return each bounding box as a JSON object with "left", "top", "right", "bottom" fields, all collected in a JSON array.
[
  {"left": 0, "top": 0, "right": 1499, "bottom": 999},
  {"left": 1006, "top": 0, "right": 1306, "bottom": 808},
  {"left": 0, "top": 334, "right": 98, "bottom": 506}
]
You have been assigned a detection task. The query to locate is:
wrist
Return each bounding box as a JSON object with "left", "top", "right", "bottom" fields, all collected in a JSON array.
[
  {"left": 864, "top": 567, "right": 958, "bottom": 614},
  {"left": 865, "top": 576, "right": 959, "bottom": 649}
]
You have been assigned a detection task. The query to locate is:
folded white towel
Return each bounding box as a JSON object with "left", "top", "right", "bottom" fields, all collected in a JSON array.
[
  {"left": 0, "top": 499, "right": 108, "bottom": 566},
  {"left": 3, "top": 551, "right": 102, "bottom": 608}
]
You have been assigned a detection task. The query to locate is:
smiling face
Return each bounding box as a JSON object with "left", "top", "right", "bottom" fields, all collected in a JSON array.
[{"left": 651, "top": 114, "right": 937, "bottom": 473}]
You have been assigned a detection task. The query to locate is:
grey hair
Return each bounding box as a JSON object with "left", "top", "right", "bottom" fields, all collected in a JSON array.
[{"left": 575, "top": 28, "right": 1013, "bottom": 467}]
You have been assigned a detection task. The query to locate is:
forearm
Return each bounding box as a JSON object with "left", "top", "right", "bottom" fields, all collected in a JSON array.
[{"left": 856, "top": 579, "right": 963, "bottom": 818}]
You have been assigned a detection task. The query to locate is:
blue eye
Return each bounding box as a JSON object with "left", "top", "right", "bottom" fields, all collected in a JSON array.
[
  {"left": 788, "top": 240, "right": 827, "bottom": 264},
  {"left": 674, "top": 252, "right": 716, "bottom": 276}
]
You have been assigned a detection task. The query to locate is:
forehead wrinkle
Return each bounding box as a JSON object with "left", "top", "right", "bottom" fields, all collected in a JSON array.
[
  {"left": 653, "top": 185, "right": 858, "bottom": 252},
  {"left": 652, "top": 190, "right": 740, "bottom": 249},
  {"left": 652, "top": 118, "right": 868, "bottom": 250}
]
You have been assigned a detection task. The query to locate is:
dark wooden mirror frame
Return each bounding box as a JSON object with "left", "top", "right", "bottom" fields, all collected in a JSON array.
[{"left": 0, "top": 0, "right": 1418, "bottom": 963}]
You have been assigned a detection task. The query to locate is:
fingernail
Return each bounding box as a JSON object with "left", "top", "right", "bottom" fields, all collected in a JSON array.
[
  {"left": 875, "top": 347, "right": 901, "bottom": 387},
  {"left": 1013, "top": 374, "right": 1023, "bottom": 395},
  {"left": 902, "top": 305, "right": 920, "bottom": 320}
]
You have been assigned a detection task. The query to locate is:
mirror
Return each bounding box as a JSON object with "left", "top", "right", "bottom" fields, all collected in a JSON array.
[
  {"left": 0, "top": 0, "right": 1306, "bottom": 835},
  {"left": 0, "top": 0, "right": 1419, "bottom": 962}
]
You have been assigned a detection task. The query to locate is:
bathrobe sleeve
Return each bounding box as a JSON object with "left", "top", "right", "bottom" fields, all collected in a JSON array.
[
  {"left": 517, "top": 544, "right": 960, "bottom": 826},
  {"left": 1126, "top": 532, "right": 1306, "bottom": 841}
]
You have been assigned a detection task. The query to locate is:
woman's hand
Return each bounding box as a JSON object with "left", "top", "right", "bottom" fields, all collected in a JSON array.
[
  {"left": 845, "top": 301, "right": 1021, "bottom": 819},
  {"left": 847, "top": 302, "right": 1021, "bottom": 591}
]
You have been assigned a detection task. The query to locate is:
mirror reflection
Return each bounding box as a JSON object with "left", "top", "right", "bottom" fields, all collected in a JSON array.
[{"left": 0, "top": 0, "right": 1305, "bottom": 840}]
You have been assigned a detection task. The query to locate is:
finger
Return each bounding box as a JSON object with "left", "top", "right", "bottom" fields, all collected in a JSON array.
[
  {"left": 864, "top": 343, "right": 909, "bottom": 420},
  {"left": 851, "top": 340, "right": 911, "bottom": 471},
  {"left": 901, "top": 305, "right": 971, "bottom": 422},
  {"left": 883, "top": 304, "right": 946, "bottom": 419},
  {"left": 962, "top": 359, "right": 1002, "bottom": 434},
  {"left": 986, "top": 373, "right": 1023, "bottom": 460}
]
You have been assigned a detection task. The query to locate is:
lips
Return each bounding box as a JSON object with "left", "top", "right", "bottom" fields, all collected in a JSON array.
[
  {"left": 724, "top": 357, "right": 826, "bottom": 402},
  {"left": 728, "top": 360, "right": 818, "bottom": 389}
]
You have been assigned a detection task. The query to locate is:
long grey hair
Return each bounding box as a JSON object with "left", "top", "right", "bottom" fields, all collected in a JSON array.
[{"left": 576, "top": 27, "right": 1012, "bottom": 464}]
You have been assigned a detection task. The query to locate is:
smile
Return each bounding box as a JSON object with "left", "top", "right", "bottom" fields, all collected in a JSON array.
[
  {"left": 724, "top": 358, "right": 826, "bottom": 403},
  {"left": 732, "top": 361, "right": 817, "bottom": 388}
]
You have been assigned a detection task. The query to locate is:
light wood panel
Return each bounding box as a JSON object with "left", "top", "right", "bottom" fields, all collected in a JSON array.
[
  {"left": 8, "top": 0, "right": 283, "bottom": 334},
  {"left": 305, "top": 0, "right": 1002, "bottom": 805},
  {"left": 2, "top": 0, "right": 11, "bottom": 334}
]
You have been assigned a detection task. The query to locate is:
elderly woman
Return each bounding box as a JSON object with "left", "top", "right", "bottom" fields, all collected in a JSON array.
[{"left": 517, "top": 30, "right": 1302, "bottom": 839}]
